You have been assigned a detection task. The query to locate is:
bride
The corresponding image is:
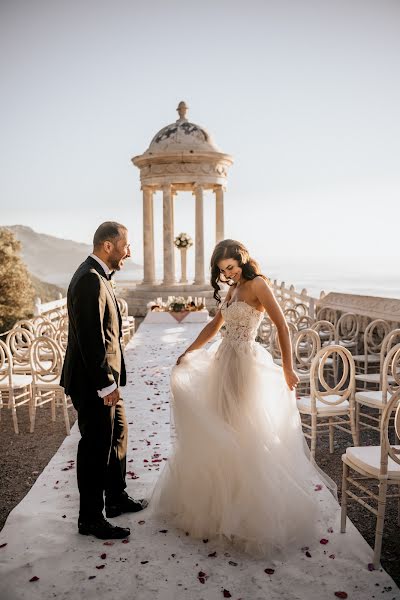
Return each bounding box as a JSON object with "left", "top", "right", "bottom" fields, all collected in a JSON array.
[{"left": 150, "top": 239, "right": 337, "bottom": 558}]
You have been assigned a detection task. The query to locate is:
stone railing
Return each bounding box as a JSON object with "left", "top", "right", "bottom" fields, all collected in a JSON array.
[
  {"left": 34, "top": 294, "right": 67, "bottom": 318},
  {"left": 271, "top": 280, "right": 320, "bottom": 319}
]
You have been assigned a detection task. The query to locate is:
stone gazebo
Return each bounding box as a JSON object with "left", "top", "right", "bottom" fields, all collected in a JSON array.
[{"left": 128, "top": 101, "right": 233, "bottom": 316}]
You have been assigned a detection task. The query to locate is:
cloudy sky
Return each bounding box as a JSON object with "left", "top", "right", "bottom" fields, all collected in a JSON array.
[{"left": 1, "top": 0, "right": 399, "bottom": 286}]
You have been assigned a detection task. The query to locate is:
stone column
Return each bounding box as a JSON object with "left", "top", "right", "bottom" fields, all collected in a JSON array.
[
  {"left": 194, "top": 184, "right": 205, "bottom": 285},
  {"left": 162, "top": 184, "right": 175, "bottom": 285},
  {"left": 142, "top": 186, "right": 155, "bottom": 284},
  {"left": 215, "top": 186, "right": 225, "bottom": 243}
]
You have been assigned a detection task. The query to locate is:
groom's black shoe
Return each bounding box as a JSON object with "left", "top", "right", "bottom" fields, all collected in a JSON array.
[
  {"left": 78, "top": 516, "right": 130, "bottom": 539},
  {"left": 105, "top": 495, "right": 149, "bottom": 518}
]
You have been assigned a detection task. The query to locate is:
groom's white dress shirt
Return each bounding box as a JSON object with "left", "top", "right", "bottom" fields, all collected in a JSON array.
[{"left": 90, "top": 253, "right": 118, "bottom": 399}]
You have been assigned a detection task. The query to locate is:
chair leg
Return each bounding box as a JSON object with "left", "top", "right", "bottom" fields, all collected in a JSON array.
[
  {"left": 311, "top": 414, "right": 317, "bottom": 460},
  {"left": 341, "top": 462, "right": 349, "bottom": 533},
  {"left": 51, "top": 394, "right": 56, "bottom": 421},
  {"left": 10, "top": 389, "right": 19, "bottom": 434},
  {"left": 30, "top": 388, "right": 37, "bottom": 433},
  {"left": 350, "top": 401, "right": 359, "bottom": 447},
  {"left": 329, "top": 417, "right": 334, "bottom": 453},
  {"left": 373, "top": 479, "right": 388, "bottom": 569}
]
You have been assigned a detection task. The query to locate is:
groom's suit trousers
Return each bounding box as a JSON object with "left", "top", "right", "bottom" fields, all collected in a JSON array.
[{"left": 72, "top": 393, "right": 128, "bottom": 521}]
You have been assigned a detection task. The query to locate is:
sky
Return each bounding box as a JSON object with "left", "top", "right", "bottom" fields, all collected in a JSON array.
[{"left": 0, "top": 0, "right": 399, "bottom": 286}]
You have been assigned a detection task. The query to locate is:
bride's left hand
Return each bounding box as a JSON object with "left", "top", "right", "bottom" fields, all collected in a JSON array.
[{"left": 283, "top": 368, "right": 300, "bottom": 391}]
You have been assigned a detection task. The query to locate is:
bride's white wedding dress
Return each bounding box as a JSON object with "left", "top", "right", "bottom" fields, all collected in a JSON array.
[{"left": 150, "top": 298, "right": 337, "bottom": 558}]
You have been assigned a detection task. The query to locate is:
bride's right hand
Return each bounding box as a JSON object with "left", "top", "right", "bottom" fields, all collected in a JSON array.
[{"left": 176, "top": 352, "right": 187, "bottom": 366}]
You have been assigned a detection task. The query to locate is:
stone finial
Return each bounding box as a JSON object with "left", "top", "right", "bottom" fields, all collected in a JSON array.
[{"left": 176, "top": 101, "right": 188, "bottom": 121}]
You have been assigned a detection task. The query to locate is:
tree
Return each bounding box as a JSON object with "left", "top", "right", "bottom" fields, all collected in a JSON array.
[{"left": 0, "top": 228, "right": 35, "bottom": 333}]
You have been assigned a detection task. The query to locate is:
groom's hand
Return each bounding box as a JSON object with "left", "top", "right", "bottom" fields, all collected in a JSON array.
[{"left": 104, "top": 389, "right": 120, "bottom": 407}]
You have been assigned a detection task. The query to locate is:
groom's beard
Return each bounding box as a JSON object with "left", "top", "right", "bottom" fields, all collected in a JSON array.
[{"left": 109, "top": 254, "right": 128, "bottom": 271}]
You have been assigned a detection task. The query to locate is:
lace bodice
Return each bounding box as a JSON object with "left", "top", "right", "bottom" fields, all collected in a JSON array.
[{"left": 220, "top": 300, "right": 264, "bottom": 350}]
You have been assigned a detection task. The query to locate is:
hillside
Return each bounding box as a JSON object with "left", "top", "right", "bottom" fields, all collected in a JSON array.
[{"left": 4, "top": 225, "right": 143, "bottom": 288}]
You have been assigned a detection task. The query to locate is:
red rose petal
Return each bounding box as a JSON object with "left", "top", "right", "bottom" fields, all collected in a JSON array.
[
  {"left": 29, "top": 576, "right": 39, "bottom": 582},
  {"left": 264, "top": 568, "right": 275, "bottom": 574},
  {"left": 334, "top": 593, "right": 348, "bottom": 599},
  {"left": 96, "top": 565, "right": 105, "bottom": 569},
  {"left": 328, "top": 527, "right": 334, "bottom": 533},
  {"left": 138, "top": 520, "right": 145, "bottom": 525},
  {"left": 62, "top": 515, "right": 66, "bottom": 519},
  {"left": 305, "top": 551, "right": 312, "bottom": 558},
  {"left": 320, "top": 538, "right": 329, "bottom": 545},
  {"left": 367, "top": 563, "right": 375, "bottom": 571},
  {"left": 122, "top": 539, "right": 129, "bottom": 544},
  {"left": 103, "top": 541, "right": 114, "bottom": 546},
  {"left": 0, "top": 543, "right": 7, "bottom": 549},
  {"left": 100, "top": 553, "right": 107, "bottom": 559},
  {"left": 228, "top": 560, "right": 238, "bottom": 566},
  {"left": 159, "top": 529, "right": 168, "bottom": 533},
  {"left": 88, "top": 576, "right": 96, "bottom": 580},
  {"left": 223, "top": 590, "right": 232, "bottom": 598},
  {"left": 141, "top": 560, "right": 149, "bottom": 564},
  {"left": 208, "top": 551, "right": 217, "bottom": 557},
  {"left": 314, "top": 484, "right": 323, "bottom": 491},
  {"left": 329, "top": 554, "right": 335, "bottom": 559}
]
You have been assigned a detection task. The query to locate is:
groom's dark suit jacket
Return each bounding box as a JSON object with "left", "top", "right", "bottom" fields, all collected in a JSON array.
[{"left": 60, "top": 256, "right": 126, "bottom": 398}]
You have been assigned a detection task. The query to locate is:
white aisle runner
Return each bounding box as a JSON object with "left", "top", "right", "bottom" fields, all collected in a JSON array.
[{"left": 0, "top": 322, "right": 398, "bottom": 600}]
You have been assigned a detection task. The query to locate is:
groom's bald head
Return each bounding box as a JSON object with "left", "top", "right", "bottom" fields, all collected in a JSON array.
[{"left": 93, "top": 221, "right": 127, "bottom": 250}]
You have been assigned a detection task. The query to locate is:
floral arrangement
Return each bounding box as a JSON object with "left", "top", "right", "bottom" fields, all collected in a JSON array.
[
  {"left": 147, "top": 296, "right": 206, "bottom": 313},
  {"left": 174, "top": 232, "right": 193, "bottom": 250}
]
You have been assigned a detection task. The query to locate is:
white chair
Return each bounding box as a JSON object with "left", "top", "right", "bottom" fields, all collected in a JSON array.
[
  {"left": 355, "top": 342, "right": 400, "bottom": 438},
  {"left": 292, "top": 329, "right": 321, "bottom": 396},
  {"left": 6, "top": 327, "right": 34, "bottom": 375},
  {"left": 335, "top": 312, "right": 360, "bottom": 352},
  {"left": 352, "top": 319, "right": 390, "bottom": 388},
  {"left": 341, "top": 385, "right": 400, "bottom": 568},
  {"left": 0, "top": 339, "right": 33, "bottom": 434},
  {"left": 257, "top": 315, "right": 273, "bottom": 350},
  {"left": 297, "top": 345, "right": 358, "bottom": 460},
  {"left": 297, "top": 315, "right": 315, "bottom": 330},
  {"left": 354, "top": 328, "right": 400, "bottom": 391},
  {"left": 30, "top": 336, "right": 73, "bottom": 435}
]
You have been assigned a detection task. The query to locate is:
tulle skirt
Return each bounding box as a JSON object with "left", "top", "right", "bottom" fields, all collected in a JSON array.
[{"left": 150, "top": 337, "right": 337, "bottom": 559}]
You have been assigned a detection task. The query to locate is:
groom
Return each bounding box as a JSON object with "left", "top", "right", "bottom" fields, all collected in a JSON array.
[{"left": 61, "top": 221, "right": 147, "bottom": 539}]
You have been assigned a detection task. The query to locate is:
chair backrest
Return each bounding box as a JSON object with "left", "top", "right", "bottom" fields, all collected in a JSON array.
[
  {"left": 310, "top": 345, "right": 355, "bottom": 407},
  {"left": 293, "top": 329, "right": 321, "bottom": 374},
  {"left": 0, "top": 339, "right": 13, "bottom": 385},
  {"left": 294, "top": 303, "right": 309, "bottom": 318},
  {"left": 363, "top": 319, "right": 390, "bottom": 357},
  {"left": 283, "top": 308, "right": 299, "bottom": 325},
  {"left": 281, "top": 298, "right": 296, "bottom": 311},
  {"left": 297, "top": 315, "right": 315, "bottom": 330},
  {"left": 316, "top": 306, "right": 337, "bottom": 325},
  {"left": 269, "top": 322, "right": 297, "bottom": 360},
  {"left": 55, "top": 328, "right": 68, "bottom": 353},
  {"left": 378, "top": 329, "right": 400, "bottom": 387},
  {"left": 335, "top": 313, "right": 360, "bottom": 345},
  {"left": 380, "top": 385, "right": 400, "bottom": 475},
  {"left": 13, "top": 319, "right": 35, "bottom": 334},
  {"left": 5, "top": 327, "right": 34, "bottom": 367},
  {"left": 33, "top": 317, "right": 57, "bottom": 339},
  {"left": 116, "top": 297, "right": 128, "bottom": 317},
  {"left": 311, "top": 320, "right": 335, "bottom": 345},
  {"left": 382, "top": 343, "right": 400, "bottom": 400},
  {"left": 257, "top": 316, "right": 273, "bottom": 347},
  {"left": 29, "top": 336, "right": 63, "bottom": 383}
]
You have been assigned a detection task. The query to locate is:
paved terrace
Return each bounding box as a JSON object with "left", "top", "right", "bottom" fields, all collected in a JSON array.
[{"left": 0, "top": 321, "right": 398, "bottom": 600}]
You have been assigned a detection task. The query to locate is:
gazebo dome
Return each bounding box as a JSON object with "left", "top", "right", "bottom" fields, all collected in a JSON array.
[{"left": 147, "top": 115, "right": 220, "bottom": 155}]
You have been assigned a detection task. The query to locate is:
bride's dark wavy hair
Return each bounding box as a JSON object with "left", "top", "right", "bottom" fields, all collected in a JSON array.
[{"left": 210, "top": 239, "right": 270, "bottom": 304}]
